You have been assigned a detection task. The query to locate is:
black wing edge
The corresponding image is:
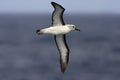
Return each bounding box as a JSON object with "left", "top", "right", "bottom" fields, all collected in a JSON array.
[{"left": 54, "top": 35, "right": 69, "bottom": 73}]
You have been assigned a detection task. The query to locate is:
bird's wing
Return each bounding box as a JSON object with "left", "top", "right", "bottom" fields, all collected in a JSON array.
[
  {"left": 51, "top": 2, "right": 65, "bottom": 26},
  {"left": 54, "top": 34, "right": 69, "bottom": 73}
]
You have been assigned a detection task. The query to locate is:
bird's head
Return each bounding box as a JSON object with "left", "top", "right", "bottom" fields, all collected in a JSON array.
[{"left": 67, "top": 24, "right": 80, "bottom": 31}]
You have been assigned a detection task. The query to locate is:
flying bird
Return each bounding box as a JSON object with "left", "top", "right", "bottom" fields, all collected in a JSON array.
[{"left": 36, "top": 2, "right": 80, "bottom": 73}]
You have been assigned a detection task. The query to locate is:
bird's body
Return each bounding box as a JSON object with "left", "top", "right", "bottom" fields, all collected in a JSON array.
[
  {"left": 37, "top": 25, "right": 73, "bottom": 35},
  {"left": 36, "top": 2, "right": 80, "bottom": 73}
]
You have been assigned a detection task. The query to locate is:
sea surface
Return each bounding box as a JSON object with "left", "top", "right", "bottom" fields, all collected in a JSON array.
[{"left": 0, "top": 14, "right": 120, "bottom": 80}]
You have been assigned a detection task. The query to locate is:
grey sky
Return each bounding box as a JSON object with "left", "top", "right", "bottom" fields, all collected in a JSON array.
[{"left": 0, "top": 0, "right": 120, "bottom": 14}]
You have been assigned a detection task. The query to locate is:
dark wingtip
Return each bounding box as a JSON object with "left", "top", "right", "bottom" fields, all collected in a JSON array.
[
  {"left": 51, "top": 2, "right": 57, "bottom": 6},
  {"left": 51, "top": 2, "right": 57, "bottom": 5},
  {"left": 51, "top": 2, "right": 65, "bottom": 10},
  {"left": 61, "top": 62, "right": 68, "bottom": 74}
]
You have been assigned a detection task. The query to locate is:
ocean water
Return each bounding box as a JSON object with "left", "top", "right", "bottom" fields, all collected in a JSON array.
[{"left": 0, "top": 14, "right": 120, "bottom": 80}]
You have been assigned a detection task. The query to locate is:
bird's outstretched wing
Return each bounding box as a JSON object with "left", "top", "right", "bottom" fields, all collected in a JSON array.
[
  {"left": 54, "top": 35, "right": 69, "bottom": 73},
  {"left": 51, "top": 2, "right": 65, "bottom": 26}
]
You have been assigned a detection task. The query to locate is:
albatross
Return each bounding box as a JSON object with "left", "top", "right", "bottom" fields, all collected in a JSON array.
[{"left": 36, "top": 2, "right": 80, "bottom": 73}]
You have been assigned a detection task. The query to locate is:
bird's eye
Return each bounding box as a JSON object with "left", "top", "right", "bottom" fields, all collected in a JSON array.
[{"left": 72, "top": 26, "right": 75, "bottom": 28}]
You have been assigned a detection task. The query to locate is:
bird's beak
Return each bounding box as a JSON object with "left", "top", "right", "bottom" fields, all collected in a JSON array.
[{"left": 75, "top": 27, "right": 80, "bottom": 31}]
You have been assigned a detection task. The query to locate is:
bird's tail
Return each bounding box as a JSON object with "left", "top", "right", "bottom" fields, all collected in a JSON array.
[{"left": 36, "top": 29, "right": 43, "bottom": 35}]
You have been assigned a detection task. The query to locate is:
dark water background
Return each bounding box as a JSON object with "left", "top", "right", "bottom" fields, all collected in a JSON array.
[{"left": 0, "top": 14, "right": 120, "bottom": 80}]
